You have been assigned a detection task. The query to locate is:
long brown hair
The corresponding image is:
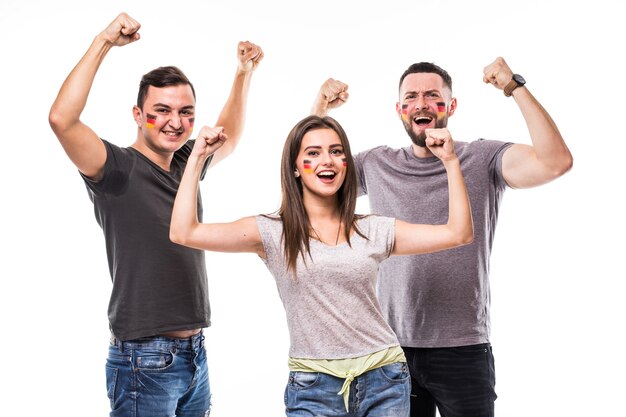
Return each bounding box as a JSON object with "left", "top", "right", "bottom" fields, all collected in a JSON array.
[{"left": 278, "top": 115, "right": 365, "bottom": 273}]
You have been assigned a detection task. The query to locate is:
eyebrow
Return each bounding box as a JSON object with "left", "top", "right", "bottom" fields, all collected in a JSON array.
[
  {"left": 303, "top": 144, "right": 343, "bottom": 151},
  {"left": 152, "top": 103, "right": 195, "bottom": 110},
  {"left": 403, "top": 89, "right": 440, "bottom": 97}
]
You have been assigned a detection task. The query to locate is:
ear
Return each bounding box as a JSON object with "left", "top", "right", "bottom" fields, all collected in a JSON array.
[
  {"left": 447, "top": 97, "right": 458, "bottom": 117},
  {"left": 294, "top": 170, "right": 301, "bottom": 178},
  {"left": 395, "top": 102, "right": 402, "bottom": 119},
  {"left": 132, "top": 105, "right": 143, "bottom": 128}
]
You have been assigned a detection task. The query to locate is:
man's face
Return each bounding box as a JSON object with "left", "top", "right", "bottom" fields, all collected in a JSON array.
[
  {"left": 134, "top": 84, "right": 196, "bottom": 154},
  {"left": 396, "top": 73, "right": 456, "bottom": 147}
]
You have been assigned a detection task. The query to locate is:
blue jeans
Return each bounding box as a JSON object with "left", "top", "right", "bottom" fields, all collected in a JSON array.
[
  {"left": 106, "top": 331, "right": 211, "bottom": 417},
  {"left": 285, "top": 362, "right": 410, "bottom": 417},
  {"left": 404, "top": 343, "right": 497, "bottom": 417}
]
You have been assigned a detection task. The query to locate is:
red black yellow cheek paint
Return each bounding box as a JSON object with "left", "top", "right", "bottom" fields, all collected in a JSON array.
[
  {"left": 189, "top": 118, "right": 195, "bottom": 129},
  {"left": 436, "top": 102, "right": 446, "bottom": 120},
  {"left": 342, "top": 158, "right": 347, "bottom": 170},
  {"left": 146, "top": 113, "right": 157, "bottom": 129},
  {"left": 401, "top": 104, "right": 409, "bottom": 121},
  {"left": 303, "top": 160, "right": 313, "bottom": 174}
]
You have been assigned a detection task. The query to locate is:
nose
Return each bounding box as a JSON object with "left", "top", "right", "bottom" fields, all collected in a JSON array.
[
  {"left": 168, "top": 114, "right": 182, "bottom": 130},
  {"left": 414, "top": 95, "right": 429, "bottom": 111},
  {"left": 320, "top": 151, "right": 333, "bottom": 166}
]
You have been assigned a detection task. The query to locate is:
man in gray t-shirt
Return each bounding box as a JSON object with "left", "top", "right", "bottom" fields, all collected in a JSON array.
[{"left": 312, "top": 58, "right": 572, "bottom": 417}]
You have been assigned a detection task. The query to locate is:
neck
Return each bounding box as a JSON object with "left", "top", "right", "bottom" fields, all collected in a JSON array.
[
  {"left": 411, "top": 143, "right": 434, "bottom": 158},
  {"left": 303, "top": 194, "right": 345, "bottom": 246},
  {"left": 131, "top": 135, "right": 174, "bottom": 171},
  {"left": 303, "top": 193, "right": 340, "bottom": 222}
]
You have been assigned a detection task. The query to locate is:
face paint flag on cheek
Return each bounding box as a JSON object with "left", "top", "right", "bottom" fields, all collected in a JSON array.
[
  {"left": 189, "top": 117, "right": 195, "bottom": 130},
  {"left": 342, "top": 158, "right": 347, "bottom": 171},
  {"left": 303, "top": 160, "right": 313, "bottom": 174},
  {"left": 436, "top": 102, "right": 446, "bottom": 121},
  {"left": 401, "top": 104, "right": 409, "bottom": 121},
  {"left": 146, "top": 113, "right": 157, "bottom": 129}
]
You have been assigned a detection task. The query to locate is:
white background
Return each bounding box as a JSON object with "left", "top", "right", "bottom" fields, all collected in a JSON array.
[{"left": 1, "top": 0, "right": 624, "bottom": 416}]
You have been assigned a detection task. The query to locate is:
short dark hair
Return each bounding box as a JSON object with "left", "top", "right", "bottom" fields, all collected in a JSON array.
[
  {"left": 399, "top": 62, "right": 452, "bottom": 92},
  {"left": 136, "top": 66, "right": 196, "bottom": 109}
]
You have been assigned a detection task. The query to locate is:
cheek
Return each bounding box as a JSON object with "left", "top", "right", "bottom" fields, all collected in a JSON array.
[
  {"left": 302, "top": 159, "right": 314, "bottom": 174},
  {"left": 146, "top": 113, "right": 158, "bottom": 129},
  {"left": 400, "top": 104, "right": 409, "bottom": 121},
  {"left": 436, "top": 102, "right": 447, "bottom": 120},
  {"left": 188, "top": 117, "right": 195, "bottom": 130}
]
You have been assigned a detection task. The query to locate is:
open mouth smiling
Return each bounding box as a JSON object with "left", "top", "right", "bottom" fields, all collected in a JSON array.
[
  {"left": 413, "top": 116, "right": 433, "bottom": 126},
  {"left": 317, "top": 170, "right": 337, "bottom": 180}
]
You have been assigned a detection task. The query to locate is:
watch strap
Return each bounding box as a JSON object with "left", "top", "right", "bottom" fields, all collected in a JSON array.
[{"left": 504, "top": 77, "right": 521, "bottom": 97}]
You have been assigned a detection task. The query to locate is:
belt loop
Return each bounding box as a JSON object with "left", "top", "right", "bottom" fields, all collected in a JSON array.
[{"left": 111, "top": 334, "right": 124, "bottom": 353}]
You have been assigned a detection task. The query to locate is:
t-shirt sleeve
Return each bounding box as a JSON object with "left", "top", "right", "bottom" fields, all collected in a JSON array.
[
  {"left": 80, "top": 139, "right": 132, "bottom": 197},
  {"left": 365, "top": 215, "right": 395, "bottom": 260},
  {"left": 353, "top": 150, "right": 368, "bottom": 197},
  {"left": 477, "top": 139, "right": 513, "bottom": 191},
  {"left": 255, "top": 215, "right": 283, "bottom": 268}
]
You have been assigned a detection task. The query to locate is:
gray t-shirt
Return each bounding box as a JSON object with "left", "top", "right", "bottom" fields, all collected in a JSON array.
[
  {"left": 82, "top": 140, "right": 212, "bottom": 341},
  {"left": 256, "top": 214, "right": 400, "bottom": 359},
  {"left": 354, "top": 140, "right": 512, "bottom": 348}
]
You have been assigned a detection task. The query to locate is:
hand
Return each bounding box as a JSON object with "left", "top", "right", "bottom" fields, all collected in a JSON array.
[
  {"left": 237, "top": 41, "right": 264, "bottom": 73},
  {"left": 482, "top": 57, "right": 514, "bottom": 91},
  {"left": 193, "top": 126, "right": 228, "bottom": 159},
  {"left": 312, "top": 78, "right": 349, "bottom": 116},
  {"left": 425, "top": 128, "right": 457, "bottom": 161},
  {"left": 100, "top": 13, "right": 141, "bottom": 47}
]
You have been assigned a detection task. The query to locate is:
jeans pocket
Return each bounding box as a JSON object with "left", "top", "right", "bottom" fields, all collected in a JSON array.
[
  {"left": 379, "top": 362, "right": 410, "bottom": 382},
  {"left": 135, "top": 349, "right": 175, "bottom": 371},
  {"left": 287, "top": 371, "right": 320, "bottom": 390},
  {"left": 105, "top": 365, "right": 118, "bottom": 406}
]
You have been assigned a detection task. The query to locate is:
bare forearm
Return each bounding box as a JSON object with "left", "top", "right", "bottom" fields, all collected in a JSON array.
[
  {"left": 170, "top": 156, "right": 206, "bottom": 244},
  {"left": 443, "top": 158, "right": 473, "bottom": 244},
  {"left": 213, "top": 70, "right": 253, "bottom": 158}
]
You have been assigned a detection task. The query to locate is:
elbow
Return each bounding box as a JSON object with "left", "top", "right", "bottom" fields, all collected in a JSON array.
[
  {"left": 556, "top": 153, "right": 574, "bottom": 177},
  {"left": 48, "top": 106, "right": 73, "bottom": 138},
  {"left": 455, "top": 229, "right": 474, "bottom": 247},
  {"left": 169, "top": 228, "right": 186, "bottom": 246},
  {"left": 545, "top": 151, "right": 574, "bottom": 180},
  {"left": 48, "top": 107, "right": 64, "bottom": 134}
]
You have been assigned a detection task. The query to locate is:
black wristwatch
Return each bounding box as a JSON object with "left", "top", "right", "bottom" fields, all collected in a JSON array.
[{"left": 503, "top": 74, "right": 526, "bottom": 97}]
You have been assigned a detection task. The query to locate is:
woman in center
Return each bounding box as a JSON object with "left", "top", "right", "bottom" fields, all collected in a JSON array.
[{"left": 170, "top": 115, "right": 473, "bottom": 417}]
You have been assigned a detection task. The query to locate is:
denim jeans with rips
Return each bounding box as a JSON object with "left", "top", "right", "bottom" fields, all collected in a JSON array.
[
  {"left": 284, "top": 361, "right": 410, "bottom": 417},
  {"left": 106, "top": 331, "right": 211, "bottom": 417}
]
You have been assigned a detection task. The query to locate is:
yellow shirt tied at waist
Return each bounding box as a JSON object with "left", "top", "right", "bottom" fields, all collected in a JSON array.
[{"left": 288, "top": 345, "right": 406, "bottom": 412}]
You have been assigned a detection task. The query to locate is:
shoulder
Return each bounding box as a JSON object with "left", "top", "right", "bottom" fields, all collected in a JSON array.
[
  {"left": 255, "top": 214, "right": 282, "bottom": 233},
  {"left": 463, "top": 138, "right": 512, "bottom": 154},
  {"left": 456, "top": 139, "right": 513, "bottom": 165},
  {"left": 354, "top": 145, "right": 408, "bottom": 167},
  {"left": 355, "top": 145, "right": 399, "bottom": 159},
  {"left": 357, "top": 214, "right": 394, "bottom": 234}
]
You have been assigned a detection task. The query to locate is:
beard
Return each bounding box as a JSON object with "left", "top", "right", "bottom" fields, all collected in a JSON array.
[{"left": 402, "top": 113, "right": 447, "bottom": 147}]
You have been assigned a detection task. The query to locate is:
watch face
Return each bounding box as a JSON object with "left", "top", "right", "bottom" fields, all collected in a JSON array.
[{"left": 513, "top": 74, "right": 526, "bottom": 85}]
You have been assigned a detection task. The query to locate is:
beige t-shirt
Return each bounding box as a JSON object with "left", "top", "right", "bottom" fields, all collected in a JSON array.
[{"left": 256, "top": 214, "right": 399, "bottom": 359}]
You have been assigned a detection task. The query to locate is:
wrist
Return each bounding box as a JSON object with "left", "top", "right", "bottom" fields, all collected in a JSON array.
[
  {"left": 504, "top": 74, "right": 526, "bottom": 97},
  {"left": 441, "top": 156, "right": 460, "bottom": 166}
]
